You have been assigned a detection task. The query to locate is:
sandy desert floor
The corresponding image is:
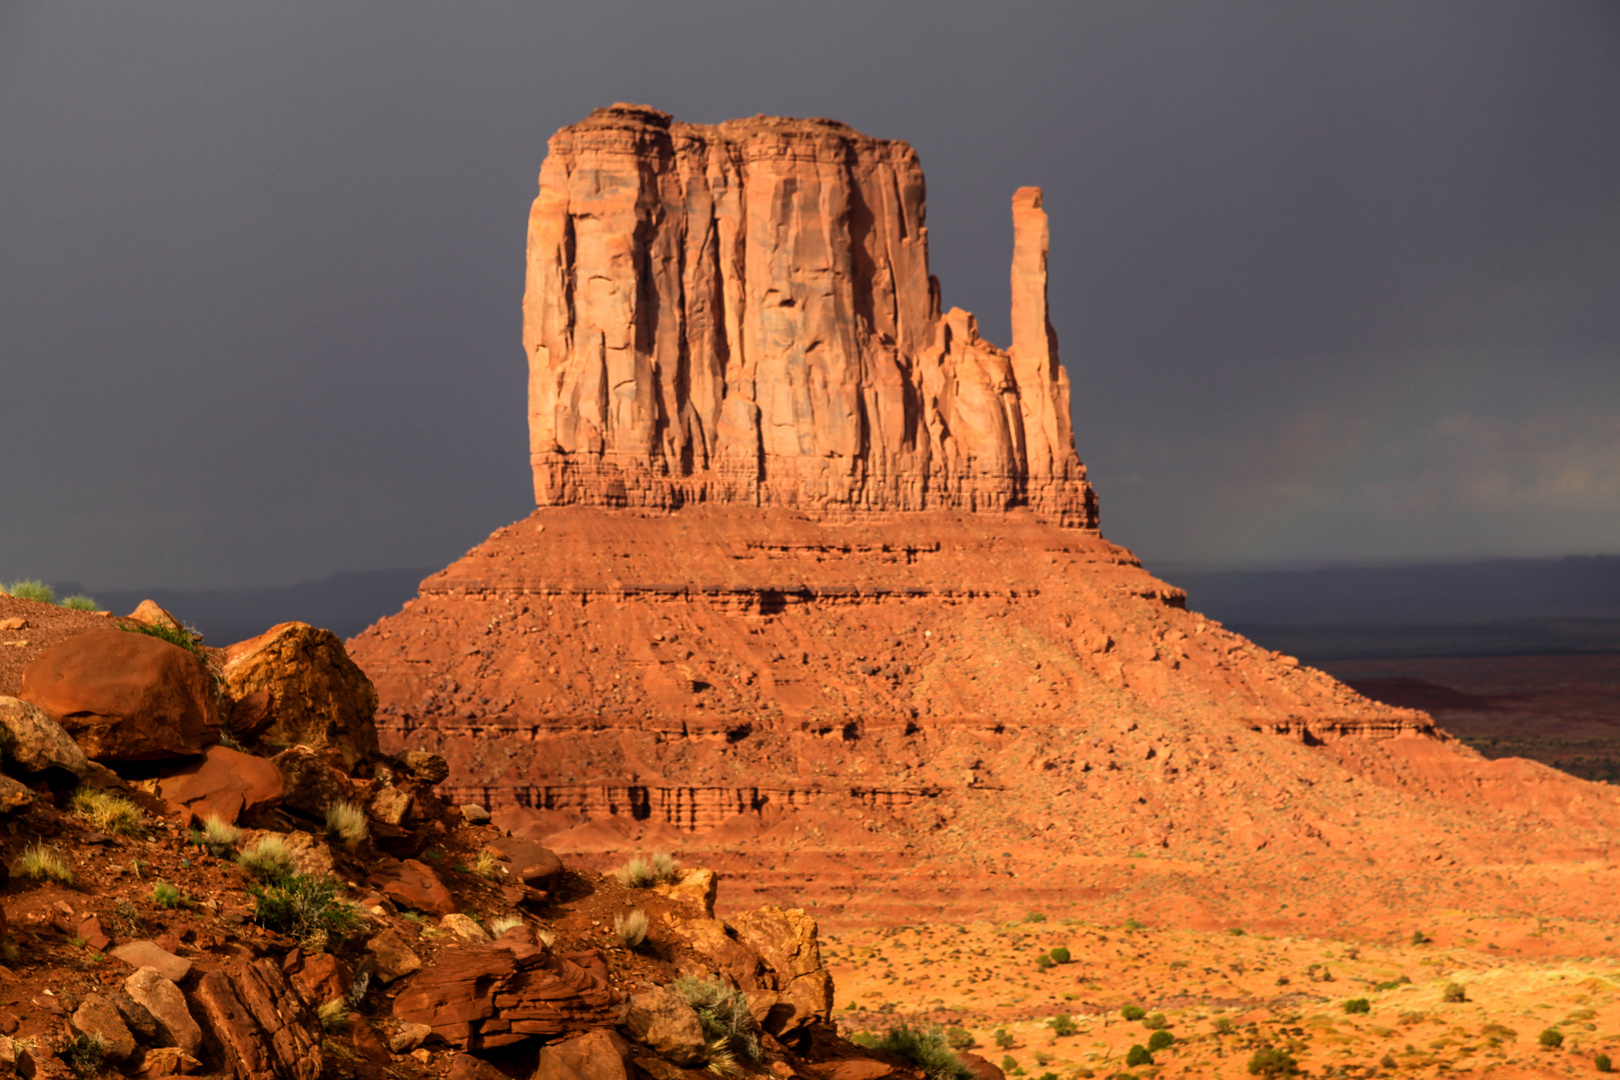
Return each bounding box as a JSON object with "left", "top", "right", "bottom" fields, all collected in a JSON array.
[{"left": 827, "top": 912, "right": 1620, "bottom": 1078}]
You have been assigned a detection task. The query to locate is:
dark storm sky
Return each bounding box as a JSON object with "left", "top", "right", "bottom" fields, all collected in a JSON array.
[{"left": 3, "top": 2, "right": 1618, "bottom": 590}]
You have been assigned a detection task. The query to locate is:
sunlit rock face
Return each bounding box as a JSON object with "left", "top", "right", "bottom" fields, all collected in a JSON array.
[{"left": 522, "top": 103, "right": 1095, "bottom": 527}]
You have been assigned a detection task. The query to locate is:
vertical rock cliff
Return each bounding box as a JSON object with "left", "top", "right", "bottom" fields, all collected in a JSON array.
[{"left": 523, "top": 104, "right": 1096, "bottom": 526}]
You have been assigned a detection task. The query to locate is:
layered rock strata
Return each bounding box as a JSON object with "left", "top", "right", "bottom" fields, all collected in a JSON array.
[
  {"left": 524, "top": 104, "right": 1094, "bottom": 525},
  {"left": 349, "top": 106, "right": 1620, "bottom": 929}
]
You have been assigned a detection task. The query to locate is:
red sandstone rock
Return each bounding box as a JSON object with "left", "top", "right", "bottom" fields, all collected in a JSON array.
[
  {"left": 126, "top": 600, "right": 185, "bottom": 635},
  {"left": 533, "top": 1030, "right": 633, "bottom": 1080},
  {"left": 374, "top": 858, "right": 455, "bottom": 916},
  {"left": 524, "top": 104, "right": 1094, "bottom": 526},
  {"left": 190, "top": 959, "right": 322, "bottom": 1080},
  {"left": 156, "top": 745, "right": 284, "bottom": 825},
  {"left": 390, "top": 941, "right": 621, "bottom": 1050},
  {"left": 19, "top": 629, "right": 217, "bottom": 761},
  {"left": 348, "top": 105, "right": 1620, "bottom": 934},
  {"left": 222, "top": 622, "right": 379, "bottom": 769}
]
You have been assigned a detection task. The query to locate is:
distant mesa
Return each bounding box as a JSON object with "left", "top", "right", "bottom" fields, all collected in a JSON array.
[
  {"left": 348, "top": 106, "right": 1620, "bottom": 930},
  {"left": 525, "top": 103, "right": 1095, "bottom": 526}
]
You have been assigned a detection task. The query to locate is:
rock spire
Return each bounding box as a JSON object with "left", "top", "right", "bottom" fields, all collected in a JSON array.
[{"left": 523, "top": 103, "right": 1096, "bottom": 526}]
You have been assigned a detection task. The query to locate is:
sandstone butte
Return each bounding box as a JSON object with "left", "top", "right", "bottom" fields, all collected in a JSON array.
[{"left": 348, "top": 104, "right": 1620, "bottom": 935}]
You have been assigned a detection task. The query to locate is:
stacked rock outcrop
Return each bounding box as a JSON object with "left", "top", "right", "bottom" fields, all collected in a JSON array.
[
  {"left": 351, "top": 105, "right": 1620, "bottom": 932},
  {"left": 0, "top": 591, "right": 903, "bottom": 1080},
  {"left": 524, "top": 104, "right": 1094, "bottom": 526}
]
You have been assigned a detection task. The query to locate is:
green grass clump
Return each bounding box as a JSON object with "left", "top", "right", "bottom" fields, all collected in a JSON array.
[
  {"left": 324, "top": 801, "right": 369, "bottom": 848},
  {"left": 615, "top": 908, "right": 649, "bottom": 948},
  {"left": 151, "top": 881, "right": 185, "bottom": 908},
  {"left": 59, "top": 595, "right": 99, "bottom": 611},
  {"left": 12, "top": 842, "right": 72, "bottom": 884},
  {"left": 487, "top": 913, "right": 524, "bottom": 937},
  {"left": 120, "top": 619, "right": 205, "bottom": 658},
  {"left": 672, "top": 975, "right": 761, "bottom": 1065},
  {"left": 1442, "top": 982, "right": 1468, "bottom": 1003},
  {"left": 1046, "top": 1014, "right": 1076, "bottom": 1038},
  {"left": 7, "top": 580, "right": 54, "bottom": 603},
  {"left": 1141, "top": 1012, "right": 1167, "bottom": 1030},
  {"left": 1120, "top": 1005, "right": 1146, "bottom": 1021},
  {"left": 857, "top": 1023, "right": 973, "bottom": 1080},
  {"left": 1126, "top": 1045, "right": 1153, "bottom": 1067},
  {"left": 614, "top": 852, "right": 681, "bottom": 888},
  {"left": 1147, "top": 1029, "right": 1175, "bottom": 1052},
  {"left": 945, "top": 1027, "right": 975, "bottom": 1050},
  {"left": 1373, "top": 976, "right": 1411, "bottom": 991},
  {"left": 1343, "top": 998, "right": 1371, "bottom": 1014},
  {"left": 194, "top": 816, "right": 241, "bottom": 857},
  {"left": 317, "top": 999, "right": 350, "bottom": 1034},
  {"left": 248, "top": 872, "right": 361, "bottom": 947},
  {"left": 1596, "top": 1052, "right": 1612, "bottom": 1072},
  {"left": 69, "top": 788, "right": 144, "bottom": 837},
  {"left": 1048, "top": 946, "right": 1070, "bottom": 963},
  {"left": 1540, "top": 1028, "right": 1565, "bottom": 1049},
  {"left": 236, "top": 835, "right": 297, "bottom": 881}
]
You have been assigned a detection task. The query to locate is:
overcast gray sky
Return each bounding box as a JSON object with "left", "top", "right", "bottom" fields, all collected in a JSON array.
[{"left": 3, "top": 1, "right": 1617, "bottom": 589}]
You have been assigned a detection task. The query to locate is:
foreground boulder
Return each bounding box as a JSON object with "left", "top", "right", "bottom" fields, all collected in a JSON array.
[
  {"left": 18, "top": 629, "right": 218, "bottom": 761},
  {"left": 156, "top": 745, "right": 285, "bottom": 825},
  {"left": 535, "top": 1030, "right": 633, "bottom": 1080},
  {"left": 191, "top": 959, "right": 322, "bottom": 1080},
  {"left": 391, "top": 935, "right": 621, "bottom": 1050},
  {"left": 223, "top": 622, "right": 379, "bottom": 769}
]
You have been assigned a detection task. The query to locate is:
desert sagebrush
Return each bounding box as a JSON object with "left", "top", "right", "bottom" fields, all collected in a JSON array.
[
  {"left": 672, "top": 975, "right": 761, "bottom": 1064},
  {"left": 7, "top": 580, "right": 54, "bottom": 603}
]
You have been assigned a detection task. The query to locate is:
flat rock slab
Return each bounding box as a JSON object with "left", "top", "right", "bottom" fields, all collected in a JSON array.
[{"left": 111, "top": 940, "right": 192, "bottom": 983}]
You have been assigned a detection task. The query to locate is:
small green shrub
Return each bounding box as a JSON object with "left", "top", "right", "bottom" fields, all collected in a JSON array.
[
  {"left": 1247, "top": 1046, "right": 1299, "bottom": 1076},
  {"left": 317, "top": 999, "right": 350, "bottom": 1034},
  {"left": 615, "top": 908, "right": 649, "bottom": 948},
  {"left": 1046, "top": 1015, "right": 1076, "bottom": 1038},
  {"left": 652, "top": 851, "right": 680, "bottom": 880},
  {"left": 1023, "top": 911, "right": 1047, "bottom": 923},
  {"left": 1048, "top": 946, "right": 1070, "bottom": 964},
  {"left": 1410, "top": 930, "right": 1430, "bottom": 945},
  {"left": 1213, "top": 1017, "right": 1236, "bottom": 1035},
  {"left": 8, "top": 580, "right": 54, "bottom": 603},
  {"left": 945, "top": 1026, "right": 975, "bottom": 1050},
  {"left": 151, "top": 881, "right": 185, "bottom": 909},
  {"left": 1373, "top": 976, "right": 1411, "bottom": 991},
  {"left": 324, "top": 801, "right": 369, "bottom": 848},
  {"left": 1035, "top": 953, "right": 1053, "bottom": 971},
  {"left": 1343, "top": 998, "right": 1371, "bottom": 1014},
  {"left": 120, "top": 619, "right": 205, "bottom": 658},
  {"left": 1442, "top": 982, "right": 1467, "bottom": 1003},
  {"left": 1123, "top": 918, "right": 1144, "bottom": 932},
  {"left": 1120, "top": 1005, "right": 1146, "bottom": 1021},
  {"left": 1125, "top": 1045, "right": 1153, "bottom": 1067},
  {"left": 999, "top": 1057, "right": 1016, "bottom": 1074},
  {"left": 860, "top": 1023, "right": 973, "bottom": 1080},
  {"left": 59, "top": 1031, "right": 106, "bottom": 1078},
  {"left": 248, "top": 872, "right": 360, "bottom": 947},
  {"left": 1141, "top": 1012, "right": 1167, "bottom": 1030},
  {"left": 69, "top": 788, "right": 144, "bottom": 837},
  {"left": 60, "top": 595, "right": 99, "bottom": 612},
  {"left": 672, "top": 975, "right": 760, "bottom": 1064},
  {"left": 1540, "top": 1028, "right": 1565, "bottom": 1049},
  {"left": 13, "top": 842, "right": 72, "bottom": 883},
  {"left": 1596, "top": 1052, "right": 1612, "bottom": 1072},
  {"left": 236, "top": 835, "right": 297, "bottom": 881},
  {"left": 994, "top": 1028, "right": 1015, "bottom": 1050},
  {"left": 1147, "top": 1029, "right": 1174, "bottom": 1052}
]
